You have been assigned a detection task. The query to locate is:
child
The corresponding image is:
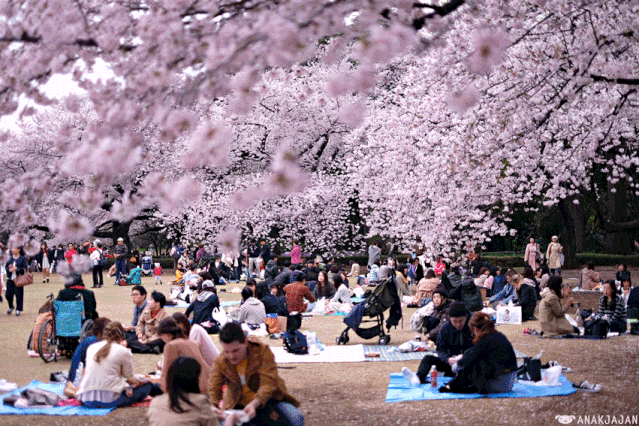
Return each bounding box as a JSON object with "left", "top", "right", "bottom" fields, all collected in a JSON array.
[
  {"left": 175, "top": 263, "right": 185, "bottom": 284},
  {"left": 154, "top": 263, "right": 163, "bottom": 285}
]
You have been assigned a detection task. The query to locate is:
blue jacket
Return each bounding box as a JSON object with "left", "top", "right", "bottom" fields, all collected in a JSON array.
[
  {"left": 491, "top": 275, "right": 507, "bottom": 295},
  {"left": 435, "top": 316, "right": 474, "bottom": 365},
  {"left": 127, "top": 267, "right": 142, "bottom": 284},
  {"left": 489, "top": 282, "right": 515, "bottom": 304}
]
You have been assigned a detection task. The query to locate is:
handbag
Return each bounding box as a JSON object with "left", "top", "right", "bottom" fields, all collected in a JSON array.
[
  {"left": 15, "top": 272, "right": 34, "bottom": 287},
  {"left": 517, "top": 357, "right": 542, "bottom": 382}
]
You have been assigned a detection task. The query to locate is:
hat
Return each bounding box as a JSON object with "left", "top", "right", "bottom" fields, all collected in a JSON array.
[
  {"left": 449, "top": 301, "right": 467, "bottom": 318},
  {"left": 202, "top": 280, "right": 215, "bottom": 290},
  {"left": 432, "top": 284, "right": 448, "bottom": 299},
  {"left": 117, "top": 237, "right": 124, "bottom": 242},
  {"left": 461, "top": 277, "right": 475, "bottom": 289}
]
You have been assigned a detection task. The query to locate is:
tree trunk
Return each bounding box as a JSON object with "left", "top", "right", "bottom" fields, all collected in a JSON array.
[
  {"left": 558, "top": 197, "right": 586, "bottom": 269},
  {"left": 602, "top": 183, "right": 632, "bottom": 254}
]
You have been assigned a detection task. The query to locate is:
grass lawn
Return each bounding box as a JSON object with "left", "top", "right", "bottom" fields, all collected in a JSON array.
[{"left": 0, "top": 267, "right": 637, "bottom": 425}]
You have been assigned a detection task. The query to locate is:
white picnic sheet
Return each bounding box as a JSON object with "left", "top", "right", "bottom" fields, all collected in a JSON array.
[{"left": 271, "top": 344, "right": 366, "bottom": 363}]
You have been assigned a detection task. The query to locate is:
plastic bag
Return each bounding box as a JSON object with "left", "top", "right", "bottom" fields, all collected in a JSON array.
[
  {"left": 540, "top": 365, "right": 562, "bottom": 386},
  {"left": 212, "top": 307, "right": 228, "bottom": 328}
]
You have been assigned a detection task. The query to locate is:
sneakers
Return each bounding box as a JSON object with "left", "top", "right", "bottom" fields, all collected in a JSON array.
[
  {"left": 7, "top": 309, "right": 13, "bottom": 315},
  {"left": 523, "top": 328, "right": 541, "bottom": 336},
  {"left": 573, "top": 381, "right": 601, "bottom": 392},
  {"left": 401, "top": 367, "right": 421, "bottom": 387},
  {"left": 15, "top": 310, "right": 21, "bottom": 316}
]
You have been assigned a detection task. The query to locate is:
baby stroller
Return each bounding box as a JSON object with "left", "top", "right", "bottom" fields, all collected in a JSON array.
[
  {"left": 336, "top": 276, "right": 401, "bottom": 346},
  {"left": 141, "top": 256, "right": 153, "bottom": 276}
]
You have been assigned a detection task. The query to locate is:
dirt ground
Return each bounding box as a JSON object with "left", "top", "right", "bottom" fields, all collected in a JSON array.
[{"left": 0, "top": 266, "right": 637, "bottom": 426}]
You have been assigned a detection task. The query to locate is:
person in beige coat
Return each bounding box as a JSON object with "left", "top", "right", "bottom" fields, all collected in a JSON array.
[
  {"left": 147, "top": 356, "right": 220, "bottom": 426},
  {"left": 539, "top": 277, "right": 577, "bottom": 337},
  {"left": 580, "top": 261, "right": 600, "bottom": 290},
  {"left": 546, "top": 236, "right": 563, "bottom": 275},
  {"left": 127, "top": 290, "right": 170, "bottom": 353}
]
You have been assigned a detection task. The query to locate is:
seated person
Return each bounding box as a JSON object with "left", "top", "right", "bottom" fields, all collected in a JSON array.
[
  {"left": 413, "top": 269, "right": 440, "bottom": 306},
  {"left": 238, "top": 287, "right": 266, "bottom": 327},
  {"left": 172, "top": 312, "right": 220, "bottom": 367},
  {"left": 536, "top": 265, "right": 551, "bottom": 290},
  {"left": 328, "top": 275, "right": 352, "bottom": 313},
  {"left": 311, "top": 271, "right": 335, "bottom": 301},
  {"left": 125, "top": 262, "right": 142, "bottom": 285},
  {"left": 270, "top": 284, "right": 289, "bottom": 317},
  {"left": 627, "top": 284, "right": 639, "bottom": 335},
  {"left": 422, "top": 286, "right": 452, "bottom": 341},
  {"left": 584, "top": 280, "right": 627, "bottom": 333},
  {"left": 395, "top": 264, "right": 411, "bottom": 299},
  {"left": 367, "top": 260, "right": 381, "bottom": 284},
  {"left": 263, "top": 257, "right": 279, "bottom": 283},
  {"left": 67, "top": 318, "right": 111, "bottom": 390},
  {"left": 474, "top": 267, "right": 490, "bottom": 289},
  {"left": 156, "top": 318, "right": 211, "bottom": 394},
  {"left": 183, "top": 264, "right": 200, "bottom": 288},
  {"left": 208, "top": 322, "right": 304, "bottom": 426},
  {"left": 433, "top": 257, "right": 446, "bottom": 277},
  {"left": 185, "top": 280, "right": 220, "bottom": 334},
  {"left": 616, "top": 263, "right": 630, "bottom": 284},
  {"left": 488, "top": 269, "right": 516, "bottom": 307},
  {"left": 580, "top": 261, "right": 600, "bottom": 290},
  {"left": 76, "top": 321, "right": 162, "bottom": 408},
  {"left": 451, "top": 277, "right": 484, "bottom": 313},
  {"left": 539, "top": 276, "right": 578, "bottom": 337},
  {"left": 273, "top": 261, "right": 293, "bottom": 287},
  {"left": 56, "top": 273, "right": 99, "bottom": 320},
  {"left": 446, "top": 266, "right": 463, "bottom": 289},
  {"left": 257, "top": 282, "right": 280, "bottom": 315},
  {"left": 490, "top": 267, "right": 508, "bottom": 295},
  {"left": 147, "top": 356, "right": 220, "bottom": 426},
  {"left": 128, "top": 291, "right": 169, "bottom": 353},
  {"left": 403, "top": 302, "right": 472, "bottom": 385},
  {"left": 440, "top": 312, "right": 518, "bottom": 394},
  {"left": 175, "top": 263, "right": 186, "bottom": 283},
  {"left": 284, "top": 273, "right": 315, "bottom": 314},
  {"left": 123, "top": 285, "right": 147, "bottom": 334},
  {"left": 347, "top": 260, "right": 360, "bottom": 278},
  {"left": 512, "top": 273, "right": 538, "bottom": 321},
  {"left": 618, "top": 278, "right": 631, "bottom": 310}
]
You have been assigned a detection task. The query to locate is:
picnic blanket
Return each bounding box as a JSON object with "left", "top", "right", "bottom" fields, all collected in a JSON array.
[
  {"left": 363, "top": 345, "right": 433, "bottom": 362},
  {"left": 385, "top": 374, "right": 575, "bottom": 402},
  {"left": 271, "top": 344, "right": 367, "bottom": 363},
  {"left": 167, "top": 300, "right": 241, "bottom": 309},
  {"left": 0, "top": 380, "right": 114, "bottom": 416}
]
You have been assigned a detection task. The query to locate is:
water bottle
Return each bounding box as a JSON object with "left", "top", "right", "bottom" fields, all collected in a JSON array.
[{"left": 430, "top": 365, "right": 437, "bottom": 388}]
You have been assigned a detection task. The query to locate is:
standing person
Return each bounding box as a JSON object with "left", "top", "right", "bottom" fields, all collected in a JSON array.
[
  {"left": 367, "top": 242, "right": 381, "bottom": 270},
  {"left": 259, "top": 239, "right": 271, "bottom": 266},
  {"left": 208, "top": 322, "right": 304, "bottom": 426},
  {"left": 290, "top": 240, "right": 302, "bottom": 266},
  {"left": 195, "top": 244, "right": 206, "bottom": 263},
  {"left": 147, "top": 356, "right": 220, "bottom": 426},
  {"left": 89, "top": 240, "right": 105, "bottom": 288},
  {"left": 35, "top": 243, "right": 53, "bottom": 283},
  {"left": 247, "top": 240, "right": 260, "bottom": 279},
  {"left": 6, "top": 246, "right": 28, "bottom": 316},
  {"left": 523, "top": 237, "right": 540, "bottom": 271},
  {"left": 52, "top": 244, "right": 65, "bottom": 273},
  {"left": 113, "top": 237, "right": 128, "bottom": 286},
  {"left": 546, "top": 236, "right": 563, "bottom": 275},
  {"left": 170, "top": 242, "right": 182, "bottom": 271},
  {"left": 65, "top": 243, "right": 77, "bottom": 264},
  {"left": 154, "top": 263, "right": 163, "bottom": 285},
  {"left": 0, "top": 242, "right": 5, "bottom": 302}
]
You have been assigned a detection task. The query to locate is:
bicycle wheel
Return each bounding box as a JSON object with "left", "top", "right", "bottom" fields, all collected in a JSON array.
[{"left": 38, "top": 318, "right": 57, "bottom": 363}]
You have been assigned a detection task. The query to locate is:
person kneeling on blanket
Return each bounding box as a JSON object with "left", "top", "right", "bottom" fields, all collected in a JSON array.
[
  {"left": 404, "top": 301, "right": 473, "bottom": 385},
  {"left": 76, "top": 321, "right": 162, "bottom": 408},
  {"left": 208, "top": 322, "right": 304, "bottom": 426}
]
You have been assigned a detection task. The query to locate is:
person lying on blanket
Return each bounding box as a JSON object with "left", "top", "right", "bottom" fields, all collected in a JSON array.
[
  {"left": 402, "top": 301, "right": 473, "bottom": 386},
  {"left": 208, "top": 322, "right": 304, "bottom": 426}
]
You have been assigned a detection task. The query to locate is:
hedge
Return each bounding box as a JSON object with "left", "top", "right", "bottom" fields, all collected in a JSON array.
[{"left": 101, "top": 256, "right": 175, "bottom": 270}]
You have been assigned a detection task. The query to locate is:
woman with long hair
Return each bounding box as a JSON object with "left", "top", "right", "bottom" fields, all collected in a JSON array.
[
  {"left": 76, "top": 321, "right": 161, "bottom": 408},
  {"left": 155, "top": 318, "right": 211, "bottom": 394},
  {"left": 147, "top": 356, "right": 220, "bottom": 426},
  {"left": 539, "top": 276, "right": 577, "bottom": 337},
  {"left": 6, "top": 246, "right": 28, "bottom": 316},
  {"left": 171, "top": 312, "right": 219, "bottom": 367},
  {"left": 35, "top": 242, "right": 53, "bottom": 283},
  {"left": 312, "top": 270, "right": 335, "bottom": 300},
  {"left": 440, "top": 312, "right": 517, "bottom": 394},
  {"left": 587, "top": 280, "right": 627, "bottom": 333}
]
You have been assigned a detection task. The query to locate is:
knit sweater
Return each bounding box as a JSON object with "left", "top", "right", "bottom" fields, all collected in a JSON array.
[
  {"left": 77, "top": 341, "right": 136, "bottom": 396},
  {"left": 238, "top": 298, "right": 266, "bottom": 325}
]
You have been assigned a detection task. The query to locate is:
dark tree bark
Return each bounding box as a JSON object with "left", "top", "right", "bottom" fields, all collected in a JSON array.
[{"left": 558, "top": 196, "right": 586, "bottom": 269}]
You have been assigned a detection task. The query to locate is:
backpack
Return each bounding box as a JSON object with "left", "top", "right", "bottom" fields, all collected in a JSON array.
[
  {"left": 98, "top": 249, "right": 107, "bottom": 266},
  {"left": 282, "top": 330, "right": 308, "bottom": 355},
  {"left": 584, "top": 318, "right": 609, "bottom": 338}
]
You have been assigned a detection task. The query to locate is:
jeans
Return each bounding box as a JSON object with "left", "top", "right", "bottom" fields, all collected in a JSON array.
[
  {"left": 92, "top": 265, "right": 103, "bottom": 287},
  {"left": 248, "top": 257, "right": 260, "bottom": 277},
  {"left": 115, "top": 259, "right": 126, "bottom": 284},
  {"left": 5, "top": 279, "right": 23, "bottom": 311},
  {"left": 81, "top": 383, "right": 162, "bottom": 408},
  {"left": 126, "top": 332, "right": 165, "bottom": 354},
  {"left": 234, "top": 400, "right": 303, "bottom": 426}
]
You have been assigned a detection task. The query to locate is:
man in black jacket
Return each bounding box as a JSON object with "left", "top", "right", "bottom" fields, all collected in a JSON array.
[
  {"left": 56, "top": 274, "right": 98, "bottom": 320},
  {"left": 410, "top": 302, "right": 473, "bottom": 384},
  {"left": 260, "top": 239, "right": 271, "bottom": 264},
  {"left": 247, "top": 240, "right": 260, "bottom": 278}
]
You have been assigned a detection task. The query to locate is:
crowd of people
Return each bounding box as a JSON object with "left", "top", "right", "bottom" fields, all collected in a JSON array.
[{"left": 2, "top": 235, "right": 639, "bottom": 424}]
